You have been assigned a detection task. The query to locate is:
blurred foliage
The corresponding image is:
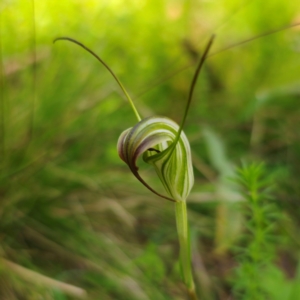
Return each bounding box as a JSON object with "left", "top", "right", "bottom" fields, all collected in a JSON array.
[
  {"left": 233, "top": 163, "right": 281, "bottom": 300},
  {"left": 0, "top": 0, "right": 300, "bottom": 299}
]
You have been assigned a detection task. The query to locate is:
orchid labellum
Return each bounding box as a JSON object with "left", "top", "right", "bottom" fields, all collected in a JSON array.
[{"left": 54, "top": 35, "right": 215, "bottom": 300}]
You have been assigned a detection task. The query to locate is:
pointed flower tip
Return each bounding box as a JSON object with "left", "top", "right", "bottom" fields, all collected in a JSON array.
[{"left": 117, "top": 116, "right": 194, "bottom": 202}]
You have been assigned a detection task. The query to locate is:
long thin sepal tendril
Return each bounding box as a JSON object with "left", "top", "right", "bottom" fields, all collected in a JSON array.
[
  {"left": 53, "top": 37, "right": 141, "bottom": 122},
  {"left": 169, "top": 35, "right": 215, "bottom": 157}
]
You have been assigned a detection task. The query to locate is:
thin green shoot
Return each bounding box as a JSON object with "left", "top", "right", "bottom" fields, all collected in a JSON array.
[
  {"left": 168, "top": 35, "right": 215, "bottom": 159},
  {"left": 28, "top": 0, "right": 37, "bottom": 143},
  {"left": 53, "top": 37, "right": 141, "bottom": 122},
  {"left": 0, "top": 12, "right": 4, "bottom": 160}
]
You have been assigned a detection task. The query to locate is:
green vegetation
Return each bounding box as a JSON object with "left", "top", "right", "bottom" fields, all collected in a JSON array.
[
  {"left": 1, "top": 0, "right": 300, "bottom": 299},
  {"left": 233, "top": 163, "right": 280, "bottom": 300}
]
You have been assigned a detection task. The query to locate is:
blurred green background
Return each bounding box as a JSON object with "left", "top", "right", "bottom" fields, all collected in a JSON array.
[{"left": 1, "top": 0, "right": 300, "bottom": 299}]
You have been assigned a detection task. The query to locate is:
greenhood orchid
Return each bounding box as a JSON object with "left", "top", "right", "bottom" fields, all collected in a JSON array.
[
  {"left": 54, "top": 35, "right": 215, "bottom": 300},
  {"left": 117, "top": 116, "right": 194, "bottom": 202}
]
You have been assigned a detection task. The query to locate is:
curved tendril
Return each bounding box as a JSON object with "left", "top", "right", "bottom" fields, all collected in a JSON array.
[
  {"left": 130, "top": 166, "right": 176, "bottom": 203},
  {"left": 53, "top": 37, "right": 141, "bottom": 122},
  {"left": 169, "top": 35, "right": 215, "bottom": 158}
]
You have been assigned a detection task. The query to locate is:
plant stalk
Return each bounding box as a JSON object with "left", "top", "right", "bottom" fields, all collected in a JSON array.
[{"left": 175, "top": 201, "right": 198, "bottom": 300}]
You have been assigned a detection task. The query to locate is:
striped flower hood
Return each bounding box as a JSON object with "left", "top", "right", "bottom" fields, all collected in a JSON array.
[{"left": 117, "top": 116, "right": 194, "bottom": 202}]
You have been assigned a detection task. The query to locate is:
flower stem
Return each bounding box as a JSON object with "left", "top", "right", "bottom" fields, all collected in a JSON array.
[{"left": 175, "top": 201, "right": 198, "bottom": 299}]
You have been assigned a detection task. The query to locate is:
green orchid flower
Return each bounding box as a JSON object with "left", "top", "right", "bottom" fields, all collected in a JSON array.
[
  {"left": 54, "top": 35, "right": 214, "bottom": 300},
  {"left": 117, "top": 116, "right": 194, "bottom": 202}
]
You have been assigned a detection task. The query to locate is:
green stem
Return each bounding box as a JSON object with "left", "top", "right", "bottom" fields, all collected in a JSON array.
[
  {"left": 0, "top": 13, "right": 4, "bottom": 160},
  {"left": 175, "top": 201, "right": 197, "bottom": 299}
]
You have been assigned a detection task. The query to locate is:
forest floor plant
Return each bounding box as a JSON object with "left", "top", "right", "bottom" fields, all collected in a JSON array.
[
  {"left": 54, "top": 35, "right": 215, "bottom": 299},
  {"left": 233, "top": 163, "right": 280, "bottom": 300}
]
